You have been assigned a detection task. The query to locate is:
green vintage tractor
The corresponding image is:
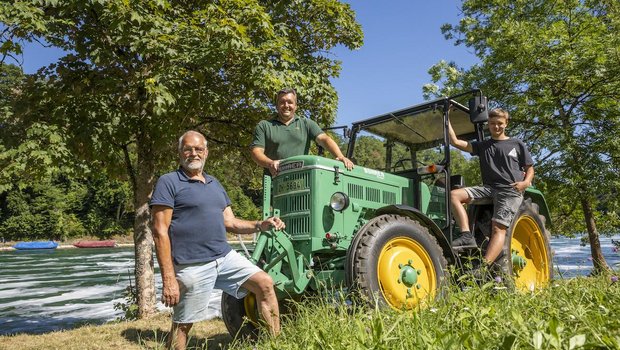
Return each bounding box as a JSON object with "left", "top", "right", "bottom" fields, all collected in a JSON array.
[{"left": 222, "top": 91, "right": 553, "bottom": 338}]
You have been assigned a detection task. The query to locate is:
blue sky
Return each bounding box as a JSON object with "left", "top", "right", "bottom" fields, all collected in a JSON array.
[
  {"left": 331, "top": 0, "right": 478, "bottom": 126},
  {"left": 16, "top": 1, "right": 478, "bottom": 127}
]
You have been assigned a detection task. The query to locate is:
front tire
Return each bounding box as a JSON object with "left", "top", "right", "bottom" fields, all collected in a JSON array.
[
  {"left": 221, "top": 292, "right": 260, "bottom": 340},
  {"left": 348, "top": 214, "right": 447, "bottom": 309},
  {"left": 498, "top": 198, "right": 553, "bottom": 291}
]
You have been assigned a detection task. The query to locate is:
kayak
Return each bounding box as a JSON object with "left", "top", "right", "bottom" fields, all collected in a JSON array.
[
  {"left": 73, "top": 240, "right": 117, "bottom": 248},
  {"left": 13, "top": 241, "right": 58, "bottom": 250}
]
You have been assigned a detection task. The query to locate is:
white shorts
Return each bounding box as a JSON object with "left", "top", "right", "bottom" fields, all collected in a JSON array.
[{"left": 172, "top": 249, "right": 261, "bottom": 324}]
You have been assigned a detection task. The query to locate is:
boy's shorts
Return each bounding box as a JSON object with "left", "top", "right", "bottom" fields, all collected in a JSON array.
[
  {"left": 464, "top": 185, "right": 524, "bottom": 227},
  {"left": 172, "top": 249, "right": 262, "bottom": 324}
]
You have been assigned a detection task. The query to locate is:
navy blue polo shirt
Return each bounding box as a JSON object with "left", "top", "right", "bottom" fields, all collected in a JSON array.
[{"left": 150, "top": 168, "right": 232, "bottom": 264}]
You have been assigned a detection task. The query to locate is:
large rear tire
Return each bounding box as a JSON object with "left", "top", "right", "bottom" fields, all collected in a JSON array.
[
  {"left": 347, "top": 214, "right": 447, "bottom": 309},
  {"left": 221, "top": 292, "right": 260, "bottom": 340},
  {"left": 498, "top": 198, "right": 553, "bottom": 291}
]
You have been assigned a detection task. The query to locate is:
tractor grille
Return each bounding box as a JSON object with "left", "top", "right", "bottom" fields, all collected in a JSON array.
[
  {"left": 349, "top": 183, "right": 397, "bottom": 204},
  {"left": 383, "top": 190, "right": 396, "bottom": 204},
  {"left": 349, "top": 184, "right": 364, "bottom": 199},
  {"left": 366, "top": 187, "right": 381, "bottom": 202},
  {"left": 284, "top": 214, "right": 311, "bottom": 237},
  {"left": 273, "top": 172, "right": 311, "bottom": 238}
]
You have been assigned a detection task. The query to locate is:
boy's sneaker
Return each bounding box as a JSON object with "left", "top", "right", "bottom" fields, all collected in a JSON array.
[{"left": 451, "top": 231, "right": 476, "bottom": 248}]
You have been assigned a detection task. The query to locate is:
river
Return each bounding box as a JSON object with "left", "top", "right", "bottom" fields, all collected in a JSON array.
[{"left": 1, "top": 236, "right": 619, "bottom": 336}]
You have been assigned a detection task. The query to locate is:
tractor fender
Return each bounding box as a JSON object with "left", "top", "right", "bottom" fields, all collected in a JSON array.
[
  {"left": 375, "top": 205, "right": 456, "bottom": 264},
  {"left": 524, "top": 188, "right": 552, "bottom": 227}
]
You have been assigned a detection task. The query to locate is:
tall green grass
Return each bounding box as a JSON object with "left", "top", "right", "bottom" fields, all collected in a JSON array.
[{"left": 234, "top": 275, "right": 620, "bottom": 350}]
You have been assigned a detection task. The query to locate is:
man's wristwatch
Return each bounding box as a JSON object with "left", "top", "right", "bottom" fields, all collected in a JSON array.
[{"left": 255, "top": 221, "right": 262, "bottom": 233}]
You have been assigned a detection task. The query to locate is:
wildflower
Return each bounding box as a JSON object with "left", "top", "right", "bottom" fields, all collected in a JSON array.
[
  {"left": 611, "top": 276, "right": 618, "bottom": 284},
  {"left": 494, "top": 276, "right": 502, "bottom": 283}
]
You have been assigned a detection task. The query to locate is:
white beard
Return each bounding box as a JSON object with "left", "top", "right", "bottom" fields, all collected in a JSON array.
[{"left": 182, "top": 158, "right": 205, "bottom": 172}]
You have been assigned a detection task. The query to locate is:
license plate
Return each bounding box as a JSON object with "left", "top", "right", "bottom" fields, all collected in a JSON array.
[{"left": 276, "top": 178, "right": 305, "bottom": 193}]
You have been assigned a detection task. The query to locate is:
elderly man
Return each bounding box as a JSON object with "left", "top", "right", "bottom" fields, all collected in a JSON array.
[
  {"left": 251, "top": 88, "right": 354, "bottom": 176},
  {"left": 151, "top": 130, "right": 284, "bottom": 350}
]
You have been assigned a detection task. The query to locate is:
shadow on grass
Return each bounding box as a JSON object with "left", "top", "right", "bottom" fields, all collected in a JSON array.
[{"left": 121, "top": 327, "right": 233, "bottom": 349}]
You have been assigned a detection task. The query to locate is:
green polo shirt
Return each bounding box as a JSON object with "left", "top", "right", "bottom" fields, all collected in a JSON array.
[{"left": 251, "top": 116, "right": 324, "bottom": 160}]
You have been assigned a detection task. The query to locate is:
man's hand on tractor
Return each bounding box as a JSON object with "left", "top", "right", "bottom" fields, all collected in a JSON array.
[
  {"left": 336, "top": 156, "right": 355, "bottom": 171},
  {"left": 258, "top": 216, "right": 285, "bottom": 232},
  {"left": 269, "top": 159, "right": 280, "bottom": 176}
]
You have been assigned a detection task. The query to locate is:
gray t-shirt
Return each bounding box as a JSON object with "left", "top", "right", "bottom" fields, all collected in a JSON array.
[{"left": 471, "top": 138, "right": 533, "bottom": 189}]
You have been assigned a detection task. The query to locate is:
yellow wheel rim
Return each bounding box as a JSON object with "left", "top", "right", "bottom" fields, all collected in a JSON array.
[
  {"left": 377, "top": 237, "right": 437, "bottom": 309},
  {"left": 511, "top": 215, "right": 551, "bottom": 291},
  {"left": 243, "top": 293, "right": 260, "bottom": 326}
]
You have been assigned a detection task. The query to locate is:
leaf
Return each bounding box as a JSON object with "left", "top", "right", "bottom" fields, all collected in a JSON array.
[
  {"left": 569, "top": 334, "right": 586, "bottom": 350},
  {"left": 533, "top": 331, "right": 543, "bottom": 350}
]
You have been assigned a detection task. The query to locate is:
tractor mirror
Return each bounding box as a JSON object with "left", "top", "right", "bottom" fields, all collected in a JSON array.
[{"left": 468, "top": 95, "right": 488, "bottom": 123}]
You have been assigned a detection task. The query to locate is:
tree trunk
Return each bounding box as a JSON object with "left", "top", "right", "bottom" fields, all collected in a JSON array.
[
  {"left": 133, "top": 141, "right": 157, "bottom": 318},
  {"left": 579, "top": 196, "right": 610, "bottom": 275}
]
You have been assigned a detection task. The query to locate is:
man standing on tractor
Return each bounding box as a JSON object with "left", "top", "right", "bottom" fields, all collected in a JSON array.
[
  {"left": 151, "top": 130, "right": 285, "bottom": 349},
  {"left": 250, "top": 87, "right": 354, "bottom": 176},
  {"left": 448, "top": 108, "right": 535, "bottom": 270}
]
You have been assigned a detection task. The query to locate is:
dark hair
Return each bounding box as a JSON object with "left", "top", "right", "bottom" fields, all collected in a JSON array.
[{"left": 276, "top": 88, "right": 297, "bottom": 102}]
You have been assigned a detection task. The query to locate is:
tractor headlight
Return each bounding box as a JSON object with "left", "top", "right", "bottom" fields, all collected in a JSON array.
[{"left": 330, "top": 192, "right": 349, "bottom": 211}]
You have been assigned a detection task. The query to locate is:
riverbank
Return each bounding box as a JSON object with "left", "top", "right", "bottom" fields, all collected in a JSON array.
[{"left": 0, "top": 313, "right": 231, "bottom": 350}]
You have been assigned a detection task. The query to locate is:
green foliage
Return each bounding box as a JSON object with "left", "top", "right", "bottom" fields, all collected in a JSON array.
[
  {"left": 0, "top": 176, "right": 87, "bottom": 241},
  {"left": 0, "top": 172, "right": 133, "bottom": 241},
  {"left": 0, "top": 0, "right": 363, "bottom": 223},
  {"left": 81, "top": 175, "right": 133, "bottom": 238},
  {"left": 223, "top": 185, "right": 261, "bottom": 222},
  {"left": 1, "top": 0, "right": 364, "bottom": 174},
  {"left": 351, "top": 136, "right": 386, "bottom": 170},
  {"left": 243, "top": 276, "right": 620, "bottom": 349},
  {"left": 450, "top": 150, "right": 480, "bottom": 188},
  {"left": 0, "top": 63, "right": 23, "bottom": 108},
  {"left": 425, "top": 1, "right": 620, "bottom": 241},
  {"left": 1, "top": 0, "right": 363, "bottom": 314},
  {"left": 0, "top": 122, "right": 76, "bottom": 193}
]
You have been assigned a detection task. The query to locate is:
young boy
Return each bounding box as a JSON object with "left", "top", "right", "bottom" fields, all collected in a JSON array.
[{"left": 448, "top": 108, "right": 534, "bottom": 266}]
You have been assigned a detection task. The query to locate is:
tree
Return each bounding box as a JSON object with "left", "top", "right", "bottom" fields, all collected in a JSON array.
[
  {"left": 425, "top": 0, "right": 620, "bottom": 274},
  {"left": 0, "top": 0, "right": 362, "bottom": 316}
]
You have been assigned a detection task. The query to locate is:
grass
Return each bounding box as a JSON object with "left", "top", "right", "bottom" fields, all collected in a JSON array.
[
  {"left": 254, "top": 274, "right": 620, "bottom": 350},
  {"left": 2, "top": 275, "right": 619, "bottom": 350},
  {"left": 0, "top": 313, "right": 230, "bottom": 350}
]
